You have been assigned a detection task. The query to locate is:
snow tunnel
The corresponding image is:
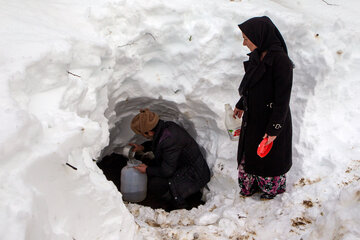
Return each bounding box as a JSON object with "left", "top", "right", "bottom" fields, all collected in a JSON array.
[
  {"left": 101, "top": 97, "right": 203, "bottom": 158},
  {"left": 97, "top": 97, "right": 213, "bottom": 210}
]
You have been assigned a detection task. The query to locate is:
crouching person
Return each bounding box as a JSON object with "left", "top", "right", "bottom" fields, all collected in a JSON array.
[{"left": 129, "top": 109, "right": 210, "bottom": 211}]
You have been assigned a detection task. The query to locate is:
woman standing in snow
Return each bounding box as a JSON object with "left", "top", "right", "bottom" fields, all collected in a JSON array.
[{"left": 234, "top": 16, "right": 293, "bottom": 199}]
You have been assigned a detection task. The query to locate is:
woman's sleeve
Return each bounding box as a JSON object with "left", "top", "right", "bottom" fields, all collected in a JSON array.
[
  {"left": 236, "top": 97, "right": 245, "bottom": 110},
  {"left": 266, "top": 55, "right": 293, "bottom": 136}
]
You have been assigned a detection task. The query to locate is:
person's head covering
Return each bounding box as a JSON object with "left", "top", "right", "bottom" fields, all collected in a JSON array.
[
  {"left": 238, "top": 16, "right": 287, "bottom": 54},
  {"left": 237, "top": 16, "right": 290, "bottom": 97},
  {"left": 131, "top": 109, "right": 159, "bottom": 135}
]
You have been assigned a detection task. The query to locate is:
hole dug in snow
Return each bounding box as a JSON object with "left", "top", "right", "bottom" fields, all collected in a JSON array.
[{"left": 97, "top": 97, "right": 217, "bottom": 213}]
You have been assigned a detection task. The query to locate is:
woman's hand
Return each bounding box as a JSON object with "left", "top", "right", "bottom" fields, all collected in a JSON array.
[
  {"left": 263, "top": 133, "right": 276, "bottom": 146},
  {"left": 233, "top": 107, "right": 244, "bottom": 119},
  {"left": 134, "top": 164, "right": 147, "bottom": 173},
  {"left": 128, "top": 143, "right": 144, "bottom": 152}
]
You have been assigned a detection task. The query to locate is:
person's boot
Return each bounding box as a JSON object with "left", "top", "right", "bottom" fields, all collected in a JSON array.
[
  {"left": 185, "top": 191, "right": 204, "bottom": 209},
  {"left": 260, "top": 193, "right": 275, "bottom": 200}
]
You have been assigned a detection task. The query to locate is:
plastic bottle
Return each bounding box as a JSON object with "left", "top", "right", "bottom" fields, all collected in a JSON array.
[
  {"left": 120, "top": 159, "right": 147, "bottom": 202},
  {"left": 225, "top": 104, "right": 242, "bottom": 141}
]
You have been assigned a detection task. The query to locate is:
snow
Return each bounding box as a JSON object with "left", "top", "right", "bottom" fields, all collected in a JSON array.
[{"left": 1, "top": 0, "right": 359, "bottom": 239}]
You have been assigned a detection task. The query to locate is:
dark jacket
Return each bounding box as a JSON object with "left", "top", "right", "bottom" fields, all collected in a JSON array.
[
  {"left": 236, "top": 50, "right": 293, "bottom": 177},
  {"left": 144, "top": 120, "right": 210, "bottom": 201}
]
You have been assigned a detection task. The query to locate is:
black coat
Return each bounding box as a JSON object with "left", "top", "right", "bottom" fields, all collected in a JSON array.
[
  {"left": 236, "top": 50, "right": 293, "bottom": 177},
  {"left": 145, "top": 120, "right": 210, "bottom": 201}
]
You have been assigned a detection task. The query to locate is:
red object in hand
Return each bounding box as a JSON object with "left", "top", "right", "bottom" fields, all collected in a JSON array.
[{"left": 257, "top": 137, "right": 273, "bottom": 158}]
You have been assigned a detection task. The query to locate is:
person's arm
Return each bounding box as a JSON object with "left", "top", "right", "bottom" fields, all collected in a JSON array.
[
  {"left": 129, "top": 141, "right": 156, "bottom": 165},
  {"left": 128, "top": 141, "right": 153, "bottom": 152},
  {"left": 265, "top": 54, "right": 293, "bottom": 138},
  {"left": 234, "top": 98, "right": 245, "bottom": 119},
  {"left": 146, "top": 137, "right": 181, "bottom": 178},
  {"left": 141, "top": 141, "right": 153, "bottom": 152},
  {"left": 235, "top": 97, "right": 244, "bottom": 110}
]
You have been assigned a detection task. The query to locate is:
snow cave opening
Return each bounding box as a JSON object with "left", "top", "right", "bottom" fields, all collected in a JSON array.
[{"left": 97, "top": 97, "right": 212, "bottom": 211}]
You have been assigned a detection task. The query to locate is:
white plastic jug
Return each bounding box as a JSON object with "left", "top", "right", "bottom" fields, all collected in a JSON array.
[
  {"left": 120, "top": 159, "right": 147, "bottom": 202},
  {"left": 225, "top": 104, "right": 242, "bottom": 141}
]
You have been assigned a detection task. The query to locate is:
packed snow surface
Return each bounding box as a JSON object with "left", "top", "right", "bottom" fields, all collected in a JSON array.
[{"left": 0, "top": 0, "right": 359, "bottom": 239}]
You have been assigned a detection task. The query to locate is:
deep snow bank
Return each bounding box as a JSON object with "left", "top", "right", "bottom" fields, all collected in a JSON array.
[
  {"left": 0, "top": 1, "right": 138, "bottom": 239},
  {"left": 1, "top": 0, "right": 360, "bottom": 239}
]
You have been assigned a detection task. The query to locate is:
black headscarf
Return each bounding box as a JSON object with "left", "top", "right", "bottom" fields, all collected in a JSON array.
[{"left": 238, "top": 16, "right": 288, "bottom": 96}]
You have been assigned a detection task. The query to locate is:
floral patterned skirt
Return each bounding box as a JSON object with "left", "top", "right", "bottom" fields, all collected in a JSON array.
[{"left": 238, "top": 155, "right": 286, "bottom": 196}]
